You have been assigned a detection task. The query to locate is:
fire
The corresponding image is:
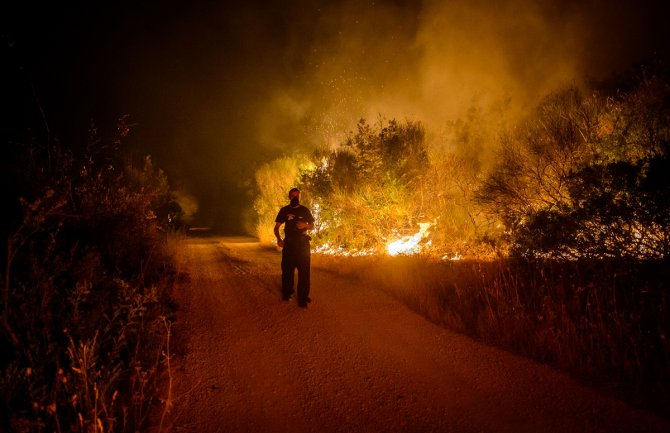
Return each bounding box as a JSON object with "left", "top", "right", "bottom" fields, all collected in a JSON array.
[
  {"left": 311, "top": 219, "right": 435, "bottom": 257},
  {"left": 313, "top": 242, "right": 375, "bottom": 256},
  {"left": 441, "top": 252, "right": 462, "bottom": 261},
  {"left": 386, "top": 222, "right": 432, "bottom": 256}
]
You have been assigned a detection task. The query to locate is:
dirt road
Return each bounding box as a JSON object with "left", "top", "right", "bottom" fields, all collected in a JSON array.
[{"left": 166, "top": 235, "right": 670, "bottom": 433}]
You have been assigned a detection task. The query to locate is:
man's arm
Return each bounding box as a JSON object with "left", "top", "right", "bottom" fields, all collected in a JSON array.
[
  {"left": 274, "top": 222, "right": 284, "bottom": 247},
  {"left": 296, "top": 208, "right": 315, "bottom": 231}
]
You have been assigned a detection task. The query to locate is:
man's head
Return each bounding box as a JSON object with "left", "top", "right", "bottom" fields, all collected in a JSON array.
[{"left": 288, "top": 188, "right": 300, "bottom": 206}]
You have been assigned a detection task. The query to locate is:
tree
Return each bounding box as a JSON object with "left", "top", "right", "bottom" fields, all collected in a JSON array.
[
  {"left": 298, "top": 118, "right": 430, "bottom": 252},
  {"left": 480, "top": 72, "right": 670, "bottom": 259},
  {"left": 477, "top": 87, "right": 602, "bottom": 230}
]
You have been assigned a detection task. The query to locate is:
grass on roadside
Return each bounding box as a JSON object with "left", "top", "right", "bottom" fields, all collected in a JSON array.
[{"left": 313, "top": 253, "right": 670, "bottom": 417}]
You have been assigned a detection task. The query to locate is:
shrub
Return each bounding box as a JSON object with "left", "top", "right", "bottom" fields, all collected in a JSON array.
[
  {"left": 0, "top": 124, "right": 176, "bottom": 433},
  {"left": 479, "top": 72, "right": 670, "bottom": 259},
  {"left": 251, "top": 155, "right": 315, "bottom": 243},
  {"left": 299, "top": 118, "right": 431, "bottom": 252}
]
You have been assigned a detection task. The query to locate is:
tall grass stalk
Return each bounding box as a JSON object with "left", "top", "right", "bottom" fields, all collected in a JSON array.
[{"left": 158, "top": 317, "right": 173, "bottom": 433}]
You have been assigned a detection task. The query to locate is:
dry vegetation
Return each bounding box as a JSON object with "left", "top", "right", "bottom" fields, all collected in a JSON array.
[
  {"left": 0, "top": 123, "right": 184, "bottom": 432},
  {"left": 264, "top": 68, "right": 670, "bottom": 416},
  {"left": 313, "top": 253, "right": 670, "bottom": 415},
  {"left": 253, "top": 70, "right": 669, "bottom": 260}
]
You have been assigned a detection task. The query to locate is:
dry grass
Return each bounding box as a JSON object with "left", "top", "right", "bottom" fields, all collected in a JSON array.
[
  {"left": 313, "top": 253, "right": 670, "bottom": 417},
  {"left": 0, "top": 143, "right": 180, "bottom": 432}
]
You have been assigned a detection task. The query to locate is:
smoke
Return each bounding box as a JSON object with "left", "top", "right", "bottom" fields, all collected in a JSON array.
[
  {"left": 256, "top": 0, "right": 668, "bottom": 155},
  {"left": 173, "top": 188, "right": 199, "bottom": 225},
  {"left": 21, "top": 0, "right": 662, "bottom": 230},
  {"left": 415, "top": 0, "right": 582, "bottom": 121}
]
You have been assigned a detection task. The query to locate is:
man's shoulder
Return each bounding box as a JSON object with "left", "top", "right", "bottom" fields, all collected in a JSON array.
[{"left": 297, "top": 205, "right": 314, "bottom": 220}]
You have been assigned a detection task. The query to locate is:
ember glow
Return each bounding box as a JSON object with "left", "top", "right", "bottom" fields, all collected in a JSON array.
[
  {"left": 442, "top": 252, "right": 463, "bottom": 262},
  {"left": 386, "top": 222, "right": 432, "bottom": 256},
  {"left": 313, "top": 242, "right": 376, "bottom": 257}
]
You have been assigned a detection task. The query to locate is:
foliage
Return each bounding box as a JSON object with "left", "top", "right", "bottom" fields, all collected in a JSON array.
[
  {"left": 0, "top": 123, "right": 177, "bottom": 433},
  {"left": 516, "top": 156, "right": 670, "bottom": 258},
  {"left": 477, "top": 88, "right": 600, "bottom": 229},
  {"left": 300, "top": 118, "right": 430, "bottom": 252},
  {"left": 251, "top": 71, "right": 669, "bottom": 261},
  {"left": 479, "top": 73, "right": 670, "bottom": 259},
  {"left": 252, "top": 155, "right": 315, "bottom": 243}
]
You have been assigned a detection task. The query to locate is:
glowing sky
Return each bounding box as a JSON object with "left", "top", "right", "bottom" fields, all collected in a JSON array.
[{"left": 4, "top": 0, "right": 669, "bottom": 231}]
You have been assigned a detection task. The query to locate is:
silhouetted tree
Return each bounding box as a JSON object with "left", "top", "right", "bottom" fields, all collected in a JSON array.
[{"left": 479, "top": 72, "right": 670, "bottom": 259}]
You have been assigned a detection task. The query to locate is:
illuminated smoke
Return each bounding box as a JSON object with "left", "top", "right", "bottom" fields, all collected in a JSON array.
[{"left": 256, "top": 0, "right": 667, "bottom": 159}]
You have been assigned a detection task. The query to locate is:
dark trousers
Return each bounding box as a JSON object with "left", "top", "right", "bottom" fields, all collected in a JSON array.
[{"left": 281, "top": 237, "right": 311, "bottom": 302}]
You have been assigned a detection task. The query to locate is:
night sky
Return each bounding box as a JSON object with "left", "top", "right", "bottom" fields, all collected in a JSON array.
[{"left": 3, "top": 0, "right": 669, "bottom": 232}]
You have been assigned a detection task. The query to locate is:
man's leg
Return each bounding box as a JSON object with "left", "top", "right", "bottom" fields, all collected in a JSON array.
[
  {"left": 281, "top": 245, "right": 296, "bottom": 300},
  {"left": 296, "top": 240, "right": 311, "bottom": 307}
]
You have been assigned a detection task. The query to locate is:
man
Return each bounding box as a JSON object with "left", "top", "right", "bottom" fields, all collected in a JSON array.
[{"left": 274, "top": 188, "right": 315, "bottom": 308}]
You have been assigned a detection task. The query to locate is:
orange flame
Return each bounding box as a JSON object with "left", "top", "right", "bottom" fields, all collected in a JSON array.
[{"left": 386, "top": 222, "right": 432, "bottom": 256}]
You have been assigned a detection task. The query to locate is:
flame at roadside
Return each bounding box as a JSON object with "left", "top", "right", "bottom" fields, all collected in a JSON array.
[
  {"left": 310, "top": 218, "right": 437, "bottom": 257},
  {"left": 386, "top": 222, "right": 432, "bottom": 256},
  {"left": 313, "top": 242, "right": 376, "bottom": 257}
]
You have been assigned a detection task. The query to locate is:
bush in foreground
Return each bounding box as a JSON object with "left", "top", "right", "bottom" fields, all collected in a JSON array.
[{"left": 0, "top": 128, "right": 178, "bottom": 432}]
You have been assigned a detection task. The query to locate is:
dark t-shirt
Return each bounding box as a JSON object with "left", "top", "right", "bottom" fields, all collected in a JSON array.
[{"left": 275, "top": 204, "right": 315, "bottom": 240}]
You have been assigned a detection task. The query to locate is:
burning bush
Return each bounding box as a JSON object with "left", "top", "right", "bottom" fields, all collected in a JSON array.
[
  {"left": 254, "top": 115, "right": 503, "bottom": 258},
  {"left": 310, "top": 119, "right": 430, "bottom": 251},
  {"left": 253, "top": 71, "right": 669, "bottom": 262}
]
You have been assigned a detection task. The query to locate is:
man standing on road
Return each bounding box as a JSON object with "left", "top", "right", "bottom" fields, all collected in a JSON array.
[{"left": 274, "top": 188, "right": 315, "bottom": 308}]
